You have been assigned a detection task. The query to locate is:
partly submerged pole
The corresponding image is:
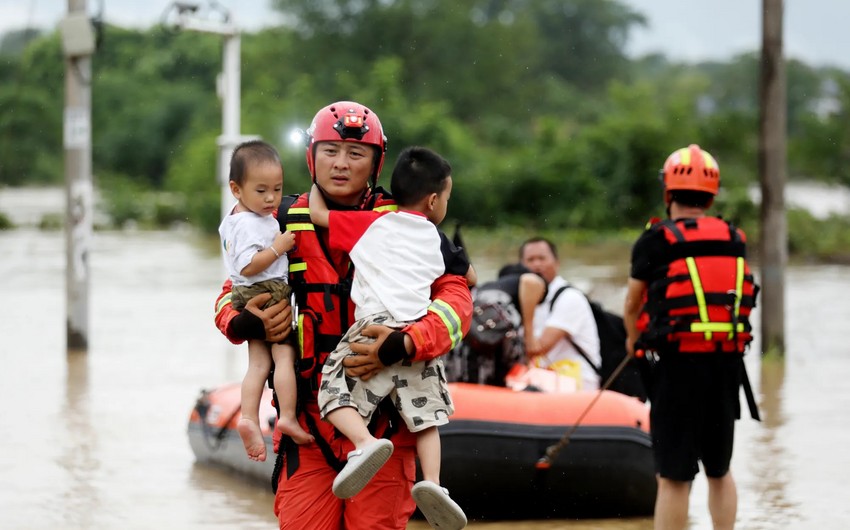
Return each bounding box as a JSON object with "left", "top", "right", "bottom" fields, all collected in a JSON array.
[
  {"left": 758, "top": 0, "right": 787, "bottom": 356},
  {"left": 60, "top": 0, "right": 96, "bottom": 352}
]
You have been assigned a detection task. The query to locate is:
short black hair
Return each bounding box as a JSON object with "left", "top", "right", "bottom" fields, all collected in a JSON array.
[
  {"left": 670, "top": 190, "right": 714, "bottom": 208},
  {"left": 389, "top": 146, "right": 452, "bottom": 207},
  {"left": 497, "top": 263, "right": 531, "bottom": 278},
  {"left": 519, "top": 237, "right": 559, "bottom": 260},
  {"left": 229, "top": 140, "right": 281, "bottom": 186}
]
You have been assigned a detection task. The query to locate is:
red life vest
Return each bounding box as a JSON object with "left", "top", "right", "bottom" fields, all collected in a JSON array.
[
  {"left": 271, "top": 191, "right": 401, "bottom": 470},
  {"left": 640, "top": 217, "right": 759, "bottom": 354},
  {"left": 282, "top": 192, "right": 398, "bottom": 384}
]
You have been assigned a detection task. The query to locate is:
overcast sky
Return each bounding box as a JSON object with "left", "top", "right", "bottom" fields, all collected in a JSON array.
[{"left": 2, "top": 0, "right": 849, "bottom": 70}]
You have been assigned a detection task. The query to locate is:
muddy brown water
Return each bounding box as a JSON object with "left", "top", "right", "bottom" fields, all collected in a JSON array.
[{"left": 2, "top": 194, "right": 849, "bottom": 528}]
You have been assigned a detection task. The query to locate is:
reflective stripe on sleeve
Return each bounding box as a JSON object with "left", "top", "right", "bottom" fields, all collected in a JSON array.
[
  {"left": 427, "top": 299, "right": 463, "bottom": 349},
  {"left": 215, "top": 292, "right": 232, "bottom": 316}
]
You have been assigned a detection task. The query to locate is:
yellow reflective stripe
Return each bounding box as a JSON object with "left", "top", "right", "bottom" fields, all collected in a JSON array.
[
  {"left": 288, "top": 207, "right": 310, "bottom": 215},
  {"left": 731, "top": 257, "right": 745, "bottom": 339},
  {"left": 287, "top": 223, "right": 315, "bottom": 232},
  {"left": 290, "top": 262, "right": 307, "bottom": 273},
  {"left": 215, "top": 292, "right": 232, "bottom": 315},
  {"left": 691, "top": 322, "right": 746, "bottom": 333},
  {"left": 735, "top": 258, "right": 744, "bottom": 304},
  {"left": 427, "top": 299, "right": 462, "bottom": 349},
  {"left": 685, "top": 256, "right": 712, "bottom": 339},
  {"left": 374, "top": 204, "right": 398, "bottom": 212},
  {"left": 297, "top": 314, "right": 305, "bottom": 358}
]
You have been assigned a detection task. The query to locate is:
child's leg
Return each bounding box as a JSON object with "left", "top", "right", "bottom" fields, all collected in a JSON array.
[
  {"left": 416, "top": 426, "right": 442, "bottom": 485},
  {"left": 271, "top": 343, "right": 314, "bottom": 444},
  {"left": 324, "top": 406, "right": 378, "bottom": 450},
  {"left": 327, "top": 405, "right": 394, "bottom": 499},
  {"left": 238, "top": 340, "right": 272, "bottom": 462},
  {"left": 411, "top": 426, "right": 466, "bottom": 529}
]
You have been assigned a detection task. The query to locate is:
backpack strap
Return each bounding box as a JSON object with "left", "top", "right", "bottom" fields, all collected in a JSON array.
[
  {"left": 547, "top": 284, "right": 602, "bottom": 375},
  {"left": 548, "top": 285, "right": 570, "bottom": 312}
]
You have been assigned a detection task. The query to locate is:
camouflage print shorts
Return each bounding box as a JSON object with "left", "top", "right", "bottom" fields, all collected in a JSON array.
[
  {"left": 231, "top": 279, "right": 292, "bottom": 311},
  {"left": 317, "top": 311, "right": 454, "bottom": 433}
]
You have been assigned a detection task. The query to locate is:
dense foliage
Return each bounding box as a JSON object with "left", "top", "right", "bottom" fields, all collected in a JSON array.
[{"left": 1, "top": 0, "right": 849, "bottom": 245}]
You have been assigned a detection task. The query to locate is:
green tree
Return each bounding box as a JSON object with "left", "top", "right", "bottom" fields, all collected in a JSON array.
[{"left": 0, "top": 33, "right": 63, "bottom": 185}]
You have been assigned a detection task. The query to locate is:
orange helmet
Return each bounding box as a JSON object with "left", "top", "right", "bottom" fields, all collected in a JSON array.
[
  {"left": 304, "top": 101, "right": 387, "bottom": 185},
  {"left": 661, "top": 144, "right": 720, "bottom": 199}
]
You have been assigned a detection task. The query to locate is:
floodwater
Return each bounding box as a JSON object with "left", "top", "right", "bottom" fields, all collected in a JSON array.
[{"left": 2, "top": 188, "right": 850, "bottom": 529}]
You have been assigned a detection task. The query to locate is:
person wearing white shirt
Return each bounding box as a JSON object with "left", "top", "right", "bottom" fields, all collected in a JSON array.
[{"left": 520, "top": 237, "right": 601, "bottom": 391}]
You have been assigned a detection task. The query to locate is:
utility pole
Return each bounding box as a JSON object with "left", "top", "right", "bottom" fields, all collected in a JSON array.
[
  {"left": 165, "top": 1, "right": 259, "bottom": 222},
  {"left": 758, "top": 0, "right": 787, "bottom": 356},
  {"left": 218, "top": 31, "right": 246, "bottom": 221},
  {"left": 60, "top": 0, "right": 96, "bottom": 352}
]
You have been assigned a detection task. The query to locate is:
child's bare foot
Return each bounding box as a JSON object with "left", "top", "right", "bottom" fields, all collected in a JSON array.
[
  {"left": 237, "top": 418, "right": 267, "bottom": 461},
  {"left": 277, "top": 417, "right": 315, "bottom": 445}
]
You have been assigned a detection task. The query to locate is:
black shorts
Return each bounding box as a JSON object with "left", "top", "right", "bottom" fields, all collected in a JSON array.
[{"left": 649, "top": 353, "right": 742, "bottom": 481}]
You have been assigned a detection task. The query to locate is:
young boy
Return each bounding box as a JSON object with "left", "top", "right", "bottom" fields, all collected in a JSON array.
[
  {"left": 310, "top": 146, "right": 472, "bottom": 529},
  {"left": 218, "top": 140, "right": 313, "bottom": 462}
]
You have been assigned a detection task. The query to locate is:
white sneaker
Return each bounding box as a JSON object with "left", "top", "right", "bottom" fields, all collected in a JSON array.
[
  {"left": 331, "top": 439, "right": 394, "bottom": 499},
  {"left": 411, "top": 480, "right": 467, "bottom": 529}
]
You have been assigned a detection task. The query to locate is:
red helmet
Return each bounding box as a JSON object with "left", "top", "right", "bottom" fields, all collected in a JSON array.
[
  {"left": 661, "top": 144, "right": 720, "bottom": 199},
  {"left": 304, "top": 101, "right": 387, "bottom": 185}
]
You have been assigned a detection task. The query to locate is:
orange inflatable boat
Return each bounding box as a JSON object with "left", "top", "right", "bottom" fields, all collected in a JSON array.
[{"left": 188, "top": 382, "right": 656, "bottom": 519}]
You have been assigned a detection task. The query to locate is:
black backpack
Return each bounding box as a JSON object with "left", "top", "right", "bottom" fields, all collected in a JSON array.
[
  {"left": 549, "top": 285, "right": 648, "bottom": 402},
  {"left": 466, "top": 289, "right": 521, "bottom": 350}
]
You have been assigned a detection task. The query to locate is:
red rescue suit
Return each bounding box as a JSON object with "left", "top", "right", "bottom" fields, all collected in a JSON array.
[{"left": 214, "top": 190, "right": 471, "bottom": 529}]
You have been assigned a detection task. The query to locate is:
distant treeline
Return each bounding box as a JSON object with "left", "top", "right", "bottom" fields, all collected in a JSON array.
[{"left": 1, "top": 0, "right": 849, "bottom": 244}]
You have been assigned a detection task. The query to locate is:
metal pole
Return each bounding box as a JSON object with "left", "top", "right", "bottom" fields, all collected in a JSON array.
[
  {"left": 166, "top": 2, "right": 258, "bottom": 224},
  {"left": 62, "top": 0, "right": 95, "bottom": 352},
  {"left": 758, "top": 0, "right": 787, "bottom": 356},
  {"left": 219, "top": 33, "right": 241, "bottom": 221}
]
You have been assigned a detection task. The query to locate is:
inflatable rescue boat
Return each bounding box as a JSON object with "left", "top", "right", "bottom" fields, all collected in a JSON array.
[{"left": 187, "top": 382, "right": 656, "bottom": 519}]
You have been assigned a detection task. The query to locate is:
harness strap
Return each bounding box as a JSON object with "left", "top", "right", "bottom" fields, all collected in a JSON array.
[
  {"left": 740, "top": 357, "right": 761, "bottom": 421},
  {"left": 303, "top": 402, "right": 345, "bottom": 473},
  {"left": 649, "top": 293, "right": 757, "bottom": 312},
  {"left": 270, "top": 437, "right": 289, "bottom": 492},
  {"left": 653, "top": 320, "right": 752, "bottom": 337}
]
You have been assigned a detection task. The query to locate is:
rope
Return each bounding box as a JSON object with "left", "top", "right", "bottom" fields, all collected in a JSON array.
[{"left": 534, "top": 354, "right": 632, "bottom": 470}]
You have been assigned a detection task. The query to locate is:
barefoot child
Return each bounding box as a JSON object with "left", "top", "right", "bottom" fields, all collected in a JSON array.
[
  {"left": 311, "top": 146, "right": 473, "bottom": 529},
  {"left": 219, "top": 140, "right": 313, "bottom": 462}
]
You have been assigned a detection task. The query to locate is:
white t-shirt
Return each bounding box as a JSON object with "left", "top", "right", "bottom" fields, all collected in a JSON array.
[
  {"left": 531, "top": 276, "right": 601, "bottom": 391},
  {"left": 328, "top": 209, "right": 446, "bottom": 322},
  {"left": 218, "top": 206, "right": 288, "bottom": 286}
]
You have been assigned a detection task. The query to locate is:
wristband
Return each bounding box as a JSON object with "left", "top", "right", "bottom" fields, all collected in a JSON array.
[
  {"left": 377, "top": 331, "right": 409, "bottom": 366},
  {"left": 270, "top": 246, "right": 281, "bottom": 258},
  {"left": 228, "top": 309, "right": 266, "bottom": 341}
]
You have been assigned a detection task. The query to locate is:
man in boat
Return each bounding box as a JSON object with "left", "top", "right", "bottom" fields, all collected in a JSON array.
[
  {"left": 518, "top": 237, "right": 602, "bottom": 391},
  {"left": 213, "top": 101, "right": 473, "bottom": 530},
  {"left": 623, "top": 144, "right": 759, "bottom": 530}
]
